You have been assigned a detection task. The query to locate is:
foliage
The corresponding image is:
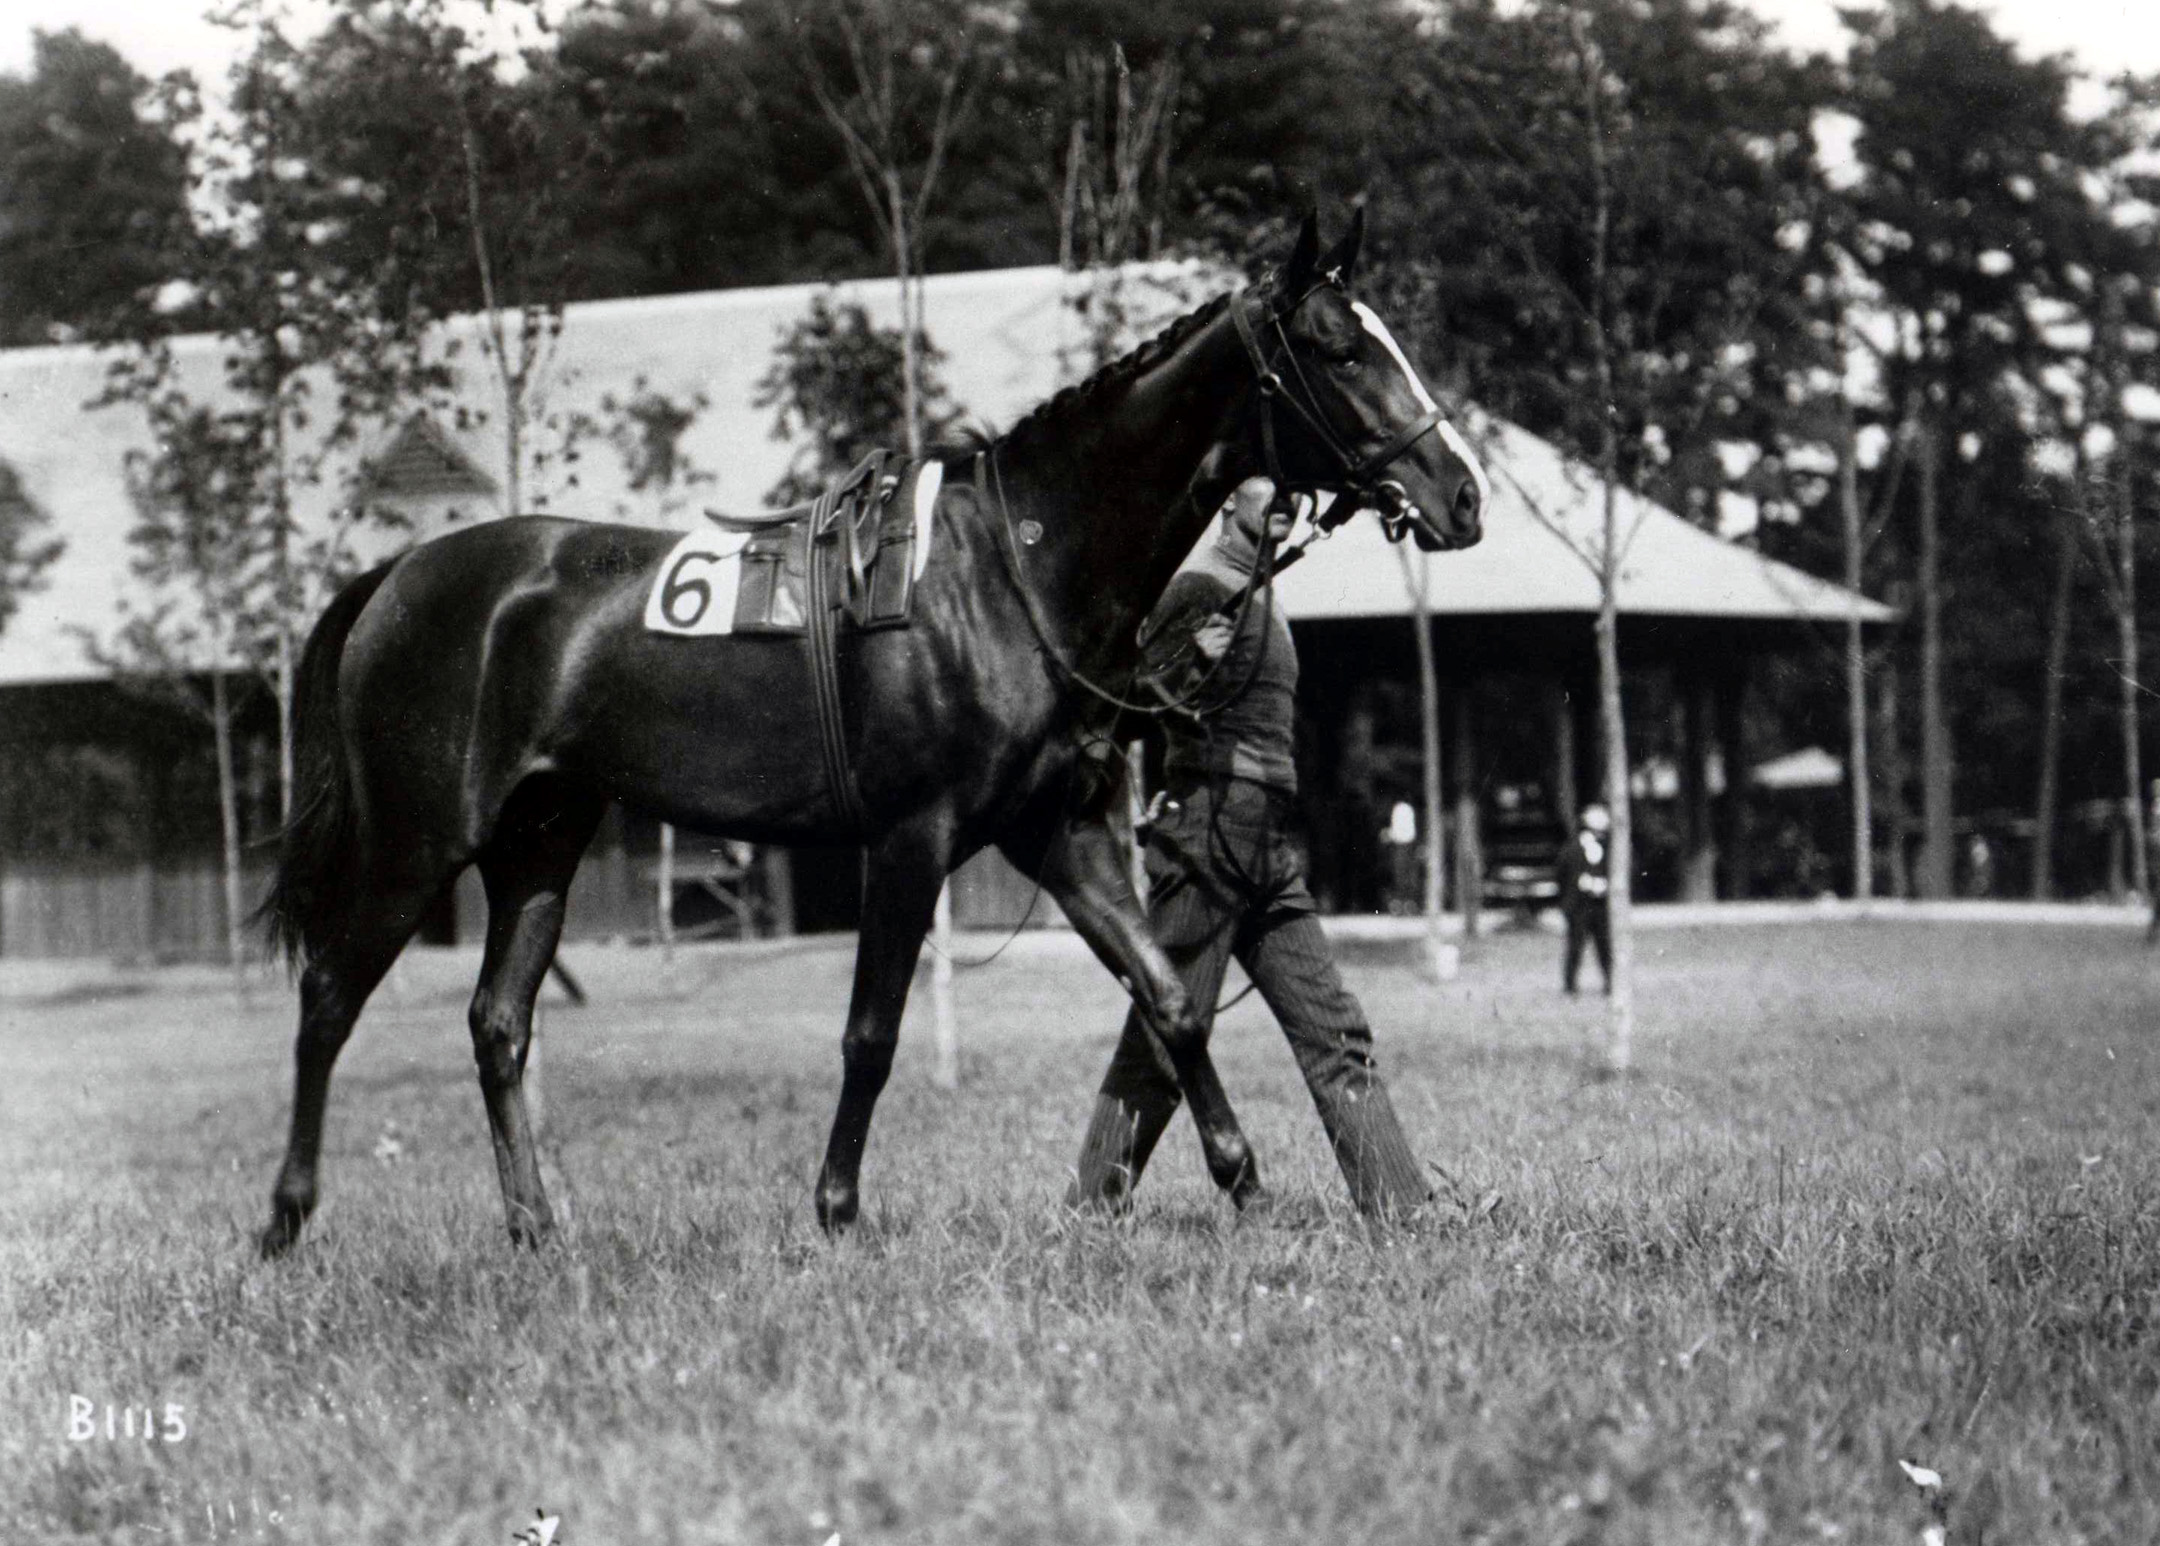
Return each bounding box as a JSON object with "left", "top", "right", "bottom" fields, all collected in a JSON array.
[
  {"left": 0, "top": 29, "right": 192, "bottom": 346},
  {"left": 0, "top": 458, "right": 62, "bottom": 641},
  {"left": 754, "top": 292, "right": 960, "bottom": 506},
  {"left": 22, "top": 0, "right": 2160, "bottom": 875}
]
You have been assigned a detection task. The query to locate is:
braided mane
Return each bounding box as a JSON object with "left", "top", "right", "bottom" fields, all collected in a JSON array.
[{"left": 989, "top": 287, "right": 1242, "bottom": 454}]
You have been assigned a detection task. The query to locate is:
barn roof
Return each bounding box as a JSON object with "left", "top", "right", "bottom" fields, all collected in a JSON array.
[
  {"left": 0, "top": 262, "right": 1885, "bottom": 687},
  {"left": 1282, "top": 413, "right": 1893, "bottom": 624}
]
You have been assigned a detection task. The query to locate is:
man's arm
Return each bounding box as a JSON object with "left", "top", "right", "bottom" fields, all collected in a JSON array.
[{"left": 1135, "top": 570, "right": 1238, "bottom": 705}]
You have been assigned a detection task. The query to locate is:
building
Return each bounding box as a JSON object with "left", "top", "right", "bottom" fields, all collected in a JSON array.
[{"left": 0, "top": 264, "right": 1887, "bottom": 958}]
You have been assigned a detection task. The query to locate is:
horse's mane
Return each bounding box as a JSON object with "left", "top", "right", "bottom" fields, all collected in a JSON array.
[{"left": 962, "top": 287, "right": 1243, "bottom": 457}]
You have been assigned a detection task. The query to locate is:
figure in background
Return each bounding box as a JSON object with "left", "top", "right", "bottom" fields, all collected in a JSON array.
[
  {"left": 1558, "top": 803, "right": 1613, "bottom": 995},
  {"left": 1067, "top": 476, "right": 1432, "bottom": 1219}
]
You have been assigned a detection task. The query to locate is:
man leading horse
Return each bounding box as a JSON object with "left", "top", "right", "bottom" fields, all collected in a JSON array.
[{"left": 1068, "top": 476, "right": 1433, "bottom": 1219}]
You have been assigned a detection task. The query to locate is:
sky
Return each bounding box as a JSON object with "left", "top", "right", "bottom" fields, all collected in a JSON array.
[{"left": 3, "top": 0, "right": 2160, "bottom": 86}]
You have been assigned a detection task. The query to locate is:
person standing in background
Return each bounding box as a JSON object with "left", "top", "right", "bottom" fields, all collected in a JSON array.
[{"left": 1558, "top": 803, "right": 1613, "bottom": 994}]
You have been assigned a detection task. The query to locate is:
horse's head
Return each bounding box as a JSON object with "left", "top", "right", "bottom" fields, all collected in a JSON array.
[{"left": 1236, "top": 211, "right": 1487, "bottom": 552}]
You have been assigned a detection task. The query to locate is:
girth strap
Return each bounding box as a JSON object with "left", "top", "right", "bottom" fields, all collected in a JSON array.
[{"left": 804, "top": 456, "right": 883, "bottom": 836}]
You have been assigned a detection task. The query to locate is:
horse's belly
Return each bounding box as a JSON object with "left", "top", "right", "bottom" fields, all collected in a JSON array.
[{"left": 561, "top": 630, "right": 842, "bottom": 840}]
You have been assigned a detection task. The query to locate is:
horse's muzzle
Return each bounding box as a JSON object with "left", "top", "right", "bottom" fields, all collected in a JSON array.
[{"left": 1381, "top": 478, "right": 1482, "bottom": 552}]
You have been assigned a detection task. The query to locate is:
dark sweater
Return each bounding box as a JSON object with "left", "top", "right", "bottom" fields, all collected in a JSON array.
[{"left": 1138, "top": 544, "right": 1299, "bottom": 795}]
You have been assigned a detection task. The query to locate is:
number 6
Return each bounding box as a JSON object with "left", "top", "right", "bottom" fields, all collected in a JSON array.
[{"left": 660, "top": 551, "right": 719, "bottom": 628}]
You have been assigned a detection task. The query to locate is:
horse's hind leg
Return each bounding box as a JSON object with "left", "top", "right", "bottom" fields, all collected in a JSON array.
[
  {"left": 468, "top": 783, "right": 604, "bottom": 1247},
  {"left": 262, "top": 902, "right": 433, "bottom": 1257}
]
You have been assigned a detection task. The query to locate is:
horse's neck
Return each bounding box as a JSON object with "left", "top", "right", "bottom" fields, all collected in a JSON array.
[{"left": 994, "top": 309, "right": 1254, "bottom": 665}]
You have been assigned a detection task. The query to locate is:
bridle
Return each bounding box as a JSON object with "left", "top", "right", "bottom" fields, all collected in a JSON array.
[
  {"left": 982, "top": 277, "right": 1456, "bottom": 717},
  {"left": 1229, "top": 274, "right": 1450, "bottom": 546}
]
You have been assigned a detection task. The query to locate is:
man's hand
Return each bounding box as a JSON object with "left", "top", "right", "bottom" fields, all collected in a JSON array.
[{"left": 1190, "top": 615, "right": 1236, "bottom": 663}]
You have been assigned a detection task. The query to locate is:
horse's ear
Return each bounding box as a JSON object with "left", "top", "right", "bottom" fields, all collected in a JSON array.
[
  {"left": 1279, "top": 213, "right": 1321, "bottom": 300},
  {"left": 1319, "top": 206, "right": 1364, "bottom": 286}
]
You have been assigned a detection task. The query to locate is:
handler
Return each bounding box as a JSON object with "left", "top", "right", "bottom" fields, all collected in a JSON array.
[
  {"left": 1066, "top": 476, "right": 1432, "bottom": 1218},
  {"left": 1557, "top": 803, "right": 1613, "bottom": 994}
]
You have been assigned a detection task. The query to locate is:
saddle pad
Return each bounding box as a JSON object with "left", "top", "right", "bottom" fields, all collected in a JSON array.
[
  {"left": 643, "top": 526, "right": 753, "bottom": 636},
  {"left": 643, "top": 461, "right": 943, "bottom": 639}
]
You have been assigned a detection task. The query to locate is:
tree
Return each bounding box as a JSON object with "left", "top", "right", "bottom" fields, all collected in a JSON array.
[
  {"left": 0, "top": 460, "right": 63, "bottom": 641},
  {"left": 753, "top": 293, "right": 959, "bottom": 507},
  {"left": 1382, "top": 0, "right": 1829, "bottom": 1064},
  {"left": 87, "top": 400, "right": 272, "bottom": 982},
  {"left": 792, "top": 0, "right": 994, "bottom": 465},
  {"left": 1838, "top": 0, "right": 2107, "bottom": 897},
  {"left": 0, "top": 29, "right": 191, "bottom": 345},
  {"left": 116, "top": 7, "right": 445, "bottom": 807}
]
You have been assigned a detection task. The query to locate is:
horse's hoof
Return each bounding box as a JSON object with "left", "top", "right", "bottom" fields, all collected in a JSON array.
[
  {"left": 259, "top": 1201, "right": 308, "bottom": 1259},
  {"left": 505, "top": 1209, "right": 557, "bottom": 1250},
  {"left": 1230, "top": 1177, "right": 1273, "bottom": 1217},
  {"left": 815, "top": 1186, "right": 859, "bottom": 1235}
]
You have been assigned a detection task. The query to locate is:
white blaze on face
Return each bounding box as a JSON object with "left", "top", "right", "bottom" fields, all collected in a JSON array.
[{"left": 1349, "top": 299, "right": 1491, "bottom": 510}]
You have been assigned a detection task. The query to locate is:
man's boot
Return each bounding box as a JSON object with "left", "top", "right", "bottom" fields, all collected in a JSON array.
[{"left": 1066, "top": 1089, "right": 1179, "bottom": 1212}]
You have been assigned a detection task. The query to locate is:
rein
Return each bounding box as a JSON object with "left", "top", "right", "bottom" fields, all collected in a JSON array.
[{"left": 978, "top": 451, "right": 1286, "bottom": 719}]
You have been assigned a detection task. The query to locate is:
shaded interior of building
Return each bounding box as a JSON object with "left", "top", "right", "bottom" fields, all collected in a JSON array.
[{"left": 9, "top": 601, "right": 2055, "bottom": 960}]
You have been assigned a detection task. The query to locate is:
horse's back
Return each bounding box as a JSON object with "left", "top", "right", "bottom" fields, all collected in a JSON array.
[{"left": 341, "top": 516, "right": 856, "bottom": 841}]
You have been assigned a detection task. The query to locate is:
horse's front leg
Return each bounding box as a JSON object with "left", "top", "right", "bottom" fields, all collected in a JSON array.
[
  {"left": 814, "top": 818, "right": 949, "bottom": 1233},
  {"left": 1006, "top": 809, "right": 1264, "bottom": 1209}
]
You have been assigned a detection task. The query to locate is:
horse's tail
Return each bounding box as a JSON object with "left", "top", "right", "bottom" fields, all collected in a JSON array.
[{"left": 257, "top": 559, "right": 400, "bottom": 972}]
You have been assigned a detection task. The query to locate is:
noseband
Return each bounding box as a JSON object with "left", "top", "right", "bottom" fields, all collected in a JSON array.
[{"left": 1230, "top": 282, "right": 1449, "bottom": 542}]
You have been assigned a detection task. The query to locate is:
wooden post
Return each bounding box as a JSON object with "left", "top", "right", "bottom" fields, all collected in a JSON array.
[
  {"left": 1916, "top": 422, "right": 1955, "bottom": 899},
  {"left": 1838, "top": 391, "right": 1875, "bottom": 901},
  {"left": 764, "top": 847, "right": 795, "bottom": 938}
]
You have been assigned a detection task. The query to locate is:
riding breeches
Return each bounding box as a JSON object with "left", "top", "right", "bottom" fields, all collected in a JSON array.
[{"left": 1069, "top": 777, "right": 1430, "bottom": 1217}]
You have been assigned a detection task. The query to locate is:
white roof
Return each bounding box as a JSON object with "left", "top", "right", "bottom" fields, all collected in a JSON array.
[
  {"left": 0, "top": 262, "right": 1885, "bottom": 686},
  {"left": 1283, "top": 413, "right": 1895, "bottom": 624}
]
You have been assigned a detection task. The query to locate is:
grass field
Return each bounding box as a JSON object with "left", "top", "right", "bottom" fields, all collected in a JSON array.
[{"left": 3, "top": 918, "right": 2157, "bottom": 1545}]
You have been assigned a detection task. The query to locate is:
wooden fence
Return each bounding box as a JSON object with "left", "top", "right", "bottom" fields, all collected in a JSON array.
[
  {"left": 0, "top": 860, "right": 276, "bottom": 962},
  {"left": 0, "top": 840, "right": 1068, "bottom": 961}
]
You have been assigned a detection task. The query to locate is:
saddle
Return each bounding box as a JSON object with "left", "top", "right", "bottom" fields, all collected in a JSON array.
[
  {"left": 704, "top": 451, "right": 922, "bottom": 635},
  {"left": 691, "top": 451, "right": 941, "bottom": 836}
]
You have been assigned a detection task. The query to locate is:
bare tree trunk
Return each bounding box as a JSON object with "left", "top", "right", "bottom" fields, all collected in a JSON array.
[
  {"left": 1878, "top": 661, "right": 1912, "bottom": 898},
  {"left": 1916, "top": 421, "right": 1954, "bottom": 898},
  {"left": 657, "top": 821, "right": 676, "bottom": 961},
  {"left": 2115, "top": 439, "right": 2146, "bottom": 900},
  {"left": 275, "top": 630, "right": 294, "bottom": 824},
  {"left": 1399, "top": 547, "right": 1447, "bottom": 922},
  {"left": 930, "top": 884, "right": 957, "bottom": 1090},
  {"left": 1452, "top": 690, "right": 1481, "bottom": 939},
  {"left": 2033, "top": 513, "right": 2077, "bottom": 898},
  {"left": 1597, "top": 494, "right": 1634, "bottom": 1073},
  {"left": 1838, "top": 396, "right": 1872, "bottom": 900},
  {"left": 211, "top": 667, "right": 247, "bottom": 996},
  {"left": 1572, "top": 4, "right": 1633, "bottom": 1072}
]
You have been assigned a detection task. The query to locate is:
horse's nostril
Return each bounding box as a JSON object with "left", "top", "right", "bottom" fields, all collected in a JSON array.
[{"left": 1454, "top": 480, "right": 1481, "bottom": 526}]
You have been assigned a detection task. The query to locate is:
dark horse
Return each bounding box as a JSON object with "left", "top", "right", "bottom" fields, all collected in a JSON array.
[{"left": 256, "top": 214, "right": 1486, "bottom": 1255}]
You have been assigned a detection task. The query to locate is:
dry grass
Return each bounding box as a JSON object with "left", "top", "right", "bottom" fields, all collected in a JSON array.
[{"left": 3, "top": 920, "right": 2156, "bottom": 1545}]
